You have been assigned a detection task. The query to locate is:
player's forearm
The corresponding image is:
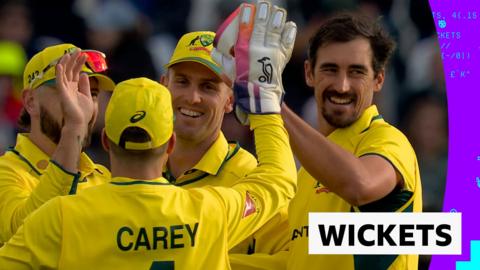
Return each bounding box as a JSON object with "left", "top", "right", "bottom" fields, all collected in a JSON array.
[
  {"left": 281, "top": 105, "right": 373, "bottom": 205},
  {"left": 0, "top": 233, "right": 34, "bottom": 270},
  {"left": 0, "top": 163, "right": 79, "bottom": 242},
  {"left": 229, "top": 250, "right": 289, "bottom": 270},
  {"left": 0, "top": 177, "right": 27, "bottom": 243},
  {"left": 0, "top": 256, "right": 31, "bottom": 270},
  {"left": 51, "top": 125, "right": 85, "bottom": 173},
  {"left": 1, "top": 124, "right": 85, "bottom": 240},
  {"left": 224, "top": 114, "right": 296, "bottom": 248},
  {"left": 248, "top": 114, "right": 297, "bottom": 200},
  {"left": 0, "top": 200, "right": 62, "bottom": 269}
]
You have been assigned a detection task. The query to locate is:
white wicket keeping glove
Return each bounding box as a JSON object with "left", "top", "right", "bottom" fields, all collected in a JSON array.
[{"left": 212, "top": 1, "right": 297, "bottom": 125}]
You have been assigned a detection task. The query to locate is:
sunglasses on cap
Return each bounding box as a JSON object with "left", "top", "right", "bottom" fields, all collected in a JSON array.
[{"left": 29, "top": 49, "right": 108, "bottom": 89}]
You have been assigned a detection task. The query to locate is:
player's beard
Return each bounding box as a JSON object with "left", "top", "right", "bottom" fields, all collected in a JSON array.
[
  {"left": 321, "top": 90, "right": 359, "bottom": 128},
  {"left": 40, "top": 106, "right": 93, "bottom": 150}
]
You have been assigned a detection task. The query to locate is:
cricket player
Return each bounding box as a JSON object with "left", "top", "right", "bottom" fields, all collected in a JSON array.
[
  {"left": 160, "top": 27, "right": 290, "bottom": 257},
  {"left": 160, "top": 30, "right": 257, "bottom": 194},
  {"left": 0, "top": 44, "right": 115, "bottom": 245},
  {"left": 0, "top": 3, "right": 298, "bottom": 269},
  {"left": 282, "top": 13, "right": 423, "bottom": 269}
]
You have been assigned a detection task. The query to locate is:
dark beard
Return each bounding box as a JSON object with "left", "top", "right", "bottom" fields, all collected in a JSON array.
[
  {"left": 321, "top": 90, "right": 358, "bottom": 128},
  {"left": 322, "top": 106, "right": 357, "bottom": 128},
  {"left": 40, "top": 106, "right": 93, "bottom": 150},
  {"left": 40, "top": 106, "right": 62, "bottom": 144}
]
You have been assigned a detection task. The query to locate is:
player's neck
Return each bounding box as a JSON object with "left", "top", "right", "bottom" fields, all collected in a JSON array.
[
  {"left": 167, "top": 134, "right": 218, "bottom": 178},
  {"left": 110, "top": 156, "right": 167, "bottom": 180},
  {"left": 318, "top": 117, "right": 336, "bottom": 136}
]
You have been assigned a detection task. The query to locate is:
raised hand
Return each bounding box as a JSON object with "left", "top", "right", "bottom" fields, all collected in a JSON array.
[
  {"left": 212, "top": 1, "right": 297, "bottom": 124},
  {"left": 55, "top": 51, "right": 93, "bottom": 136}
]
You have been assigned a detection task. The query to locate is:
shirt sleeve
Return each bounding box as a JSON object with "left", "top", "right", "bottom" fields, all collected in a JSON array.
[
  {"left": 0, "top": 197, "right": 63, "bottom": 269},
  {"left": 229, "top": 251, "right": 289, "bottom": 270},
  {"left": 0, "top": 160, "right": 78, "bottom": 243},
  {"left": 209, "top": 114, "right": 297, "bottom": 249},
  {"left": 356, "top": 125, "right": 418, "bottom": 192},
  {"left": 230, "top": 205, "right": 290, "bottom": 254}
]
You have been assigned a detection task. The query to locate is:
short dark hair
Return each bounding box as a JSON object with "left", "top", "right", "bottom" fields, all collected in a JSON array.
[
  {"left": 307, "top": 12, "right": 396, "bottom": 76},
  {"left": 109, "top": 127, "right": 168, "bottom": 159}
]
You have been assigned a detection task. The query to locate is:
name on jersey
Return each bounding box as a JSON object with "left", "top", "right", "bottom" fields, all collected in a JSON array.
[{"left": 117, "top": 223, "right": 199, "bottom": 251}]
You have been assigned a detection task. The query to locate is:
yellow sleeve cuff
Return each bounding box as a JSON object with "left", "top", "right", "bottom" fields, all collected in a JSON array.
[{"left": 248, "top": 114, "right": 284, "bottom": 130}]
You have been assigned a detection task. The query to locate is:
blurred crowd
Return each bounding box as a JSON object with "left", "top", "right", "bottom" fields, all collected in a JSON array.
[{"left": 0, "top": 0, "right": 447, "bottom": 261}]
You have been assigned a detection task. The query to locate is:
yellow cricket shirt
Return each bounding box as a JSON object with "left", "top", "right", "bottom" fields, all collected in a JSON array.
[
  {"left": 163, "top": 132, "right": 257, "bottom": 188},
  {"left": 287, "top": 105, "right": 422, "bottom": 270},
  {"left": 162, "top": 132, "right": 290, "bottom": 260},
  {"left": 0, "top": 134, "right": 110, "bottom": 245},
  {"left": 0, "top": 115, "right": 297, "bottom": 270}
]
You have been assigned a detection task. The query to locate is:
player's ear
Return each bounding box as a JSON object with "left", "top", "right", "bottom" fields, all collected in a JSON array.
[
  {"left": 101, "top": 129, "right": 110, "bottom": 152},
  {"left": 373, "top": 69, "right": 385, "bottom": 93},
  {"left": 304, "top": 60, "right": 315, "bottom": 88},
  {"left": 22, "top": 89, "right": 37, "bottom": 117},
  {"left": 224, "top": 87, "right": 234, "bottom": 113},
  {"left": 160, "top": 73, "right": 168, "bottom": 86},
  {"left": 166, "top": 133, "right": 176, "bottom": 155}
]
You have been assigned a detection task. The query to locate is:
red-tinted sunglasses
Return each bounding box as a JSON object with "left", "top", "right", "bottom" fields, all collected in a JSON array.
[
  {"left": 82, "top": 50, "right": 108, "bottom": 73},
  {"left": 30, "top": 50, "right": 108, "bottom": 88}
]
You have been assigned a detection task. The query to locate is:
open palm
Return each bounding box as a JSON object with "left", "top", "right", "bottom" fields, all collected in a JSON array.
[{"left": 55, "top": 51, "right": 94, "bottom": 132}]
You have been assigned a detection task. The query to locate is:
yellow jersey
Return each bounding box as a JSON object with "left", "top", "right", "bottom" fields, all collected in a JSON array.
[
  {"left": 0, "top": 134, "right": 110, "bottom": 244},
  {"left": 163, "top": 132, "right": 257, "bottom": 188},
  {"left": 162, "top": 132, "right": 290, "bottom": 260},
  {"left": 0, "top": 115, "right": 297, "bottom": 270},
  {"left": 287, "top": 106, "right": 422, "bottom": 270}
]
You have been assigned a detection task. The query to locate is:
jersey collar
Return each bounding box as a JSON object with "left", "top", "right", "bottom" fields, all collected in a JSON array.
[
  {"left": 110, "top": 176, "right": 171, "bottom": 186},
  {"left": 193, "top": 132, "right": 230, "bottom": 176},
  {"left": 163, "top": 132, "right": 231, "bottom": 183},
  {"left": 11, "top": 133, "right": 98, "bottom": 176}
]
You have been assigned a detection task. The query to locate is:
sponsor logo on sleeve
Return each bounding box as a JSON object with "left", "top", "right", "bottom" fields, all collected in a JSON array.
[{"left": 242, "top": 191, "right": 257, "bottom": 218}]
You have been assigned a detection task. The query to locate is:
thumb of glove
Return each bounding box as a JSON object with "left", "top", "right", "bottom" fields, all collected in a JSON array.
[{"left": 211, "top": 48, "right": 236, "bottom": 87}]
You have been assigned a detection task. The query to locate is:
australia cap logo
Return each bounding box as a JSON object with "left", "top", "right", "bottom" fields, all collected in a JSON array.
[{"left": 188, "top": 34, "right": 214, "bottom": 47}]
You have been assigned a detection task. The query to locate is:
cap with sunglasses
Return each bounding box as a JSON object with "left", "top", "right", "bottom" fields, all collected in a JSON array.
[
  {"left": 23, "top": 43, "right": 115, "bottom": 91},
  {"left": 105, "top": 77, "right": 174, "bottom": 150}
]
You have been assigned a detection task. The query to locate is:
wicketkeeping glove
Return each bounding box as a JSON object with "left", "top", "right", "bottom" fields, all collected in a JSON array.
[{"left": 211, "top": 1, "right": 297, "bottom": 125}]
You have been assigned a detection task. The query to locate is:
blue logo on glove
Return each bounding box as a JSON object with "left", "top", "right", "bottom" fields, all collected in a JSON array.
[{"left": 258, "top": 57, "right": 273, "bottom": 84}]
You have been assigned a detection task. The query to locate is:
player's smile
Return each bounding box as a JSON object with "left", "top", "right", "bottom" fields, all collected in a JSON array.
[
  {"left": 324, "top": 91, "right": 356, "bottom": 107},
  {"left": 179, "top": 107, "right": 204, "bottom": 118},
  {"left": 321, "top": 89, "right": 358, "bottom": 121}
]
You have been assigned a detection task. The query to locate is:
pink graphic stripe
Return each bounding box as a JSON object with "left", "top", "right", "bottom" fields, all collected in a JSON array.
[
  {"left": 235, "top": 4, "right": 255, "bottom": 82},
  {"left": 214, "top": 6, "right": 241, "bottom": 46}
]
